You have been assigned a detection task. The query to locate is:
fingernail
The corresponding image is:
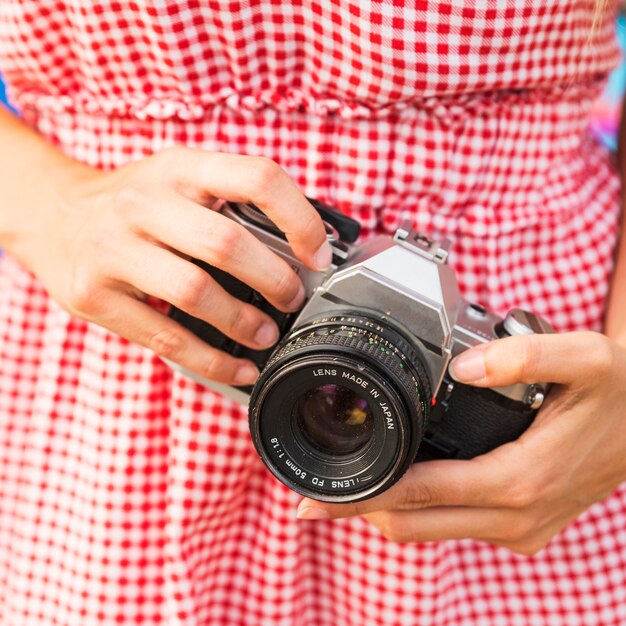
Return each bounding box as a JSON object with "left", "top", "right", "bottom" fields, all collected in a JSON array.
[
  {"left": 234, "top": 364, "right": 259, "bottom": 385},
  {"left": 313, "top": 242, "right": 333, "bottom": 270},
  {"left": 254, "top": 322, "right": 279, "bottom": 347},
  {"left": 296, "top": 504, "right": 330, "bottom": 520},
  {"left": 449, "top": 350, "right": 486, "bottom": 383},
  {"left": 286, "top": 283, "right": 306, "bottom": 311}
]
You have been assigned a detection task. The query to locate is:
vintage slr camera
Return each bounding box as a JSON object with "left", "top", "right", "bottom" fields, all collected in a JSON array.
[{"left": 167, "top": 200, "right": 553, "bottom": 503}]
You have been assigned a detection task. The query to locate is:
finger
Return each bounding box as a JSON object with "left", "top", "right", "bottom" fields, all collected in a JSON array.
[
  {"left": 136, "top": 192, "right": 306, "bottom": 312},
  {"left": 99, "top": 290, "right": 260, "bottom": 385},
  {"left": 296, "top": 456, "right": 511, "bottom": 520},
  {"left": 448, "top": 331, "right": 617, "bottom": 388},
  {"left": 162, "top": 149, "right": 332, "bottom": 270},
  {"left": 360, "top": 507, "right": 543, "bottom": 551},
  {"left": 363, "top": 508, "right": 503, "bottom": 543},
  {"left": 113, "top": 241, "right": 281, "bottom": 350}
]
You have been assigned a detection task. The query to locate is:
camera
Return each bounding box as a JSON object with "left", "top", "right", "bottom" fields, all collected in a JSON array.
[{"left": 166, "top": 200, "right": 553, "bottom": 503}]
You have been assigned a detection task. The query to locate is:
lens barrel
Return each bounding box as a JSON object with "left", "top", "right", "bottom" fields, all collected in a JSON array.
[{"left": 248, "top": 314, "right": 432, "bottom": 503}]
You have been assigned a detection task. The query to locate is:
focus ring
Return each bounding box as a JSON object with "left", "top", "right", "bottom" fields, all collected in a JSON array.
[{"left": 260, "top": 315, "right": 432, "bottom": 415}]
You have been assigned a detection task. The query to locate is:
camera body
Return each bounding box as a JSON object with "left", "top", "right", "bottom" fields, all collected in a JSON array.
[{"left": 167, "top": 200, "right": 553, "bottom": 503}]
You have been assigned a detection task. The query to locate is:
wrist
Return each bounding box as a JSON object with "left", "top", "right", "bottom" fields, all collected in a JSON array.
[
  {"left": 1, "top": 153, "right": 100, "bottom": 266},
  {"left": 0, "top": 106, "right": 100, "bottom": 257}
]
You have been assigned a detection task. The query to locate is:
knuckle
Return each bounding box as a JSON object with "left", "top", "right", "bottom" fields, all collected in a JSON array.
[
  {"left": 68, "top": 275, "right": 106, "bottom": 316},
  {"left": 396, "top": 477, "right": 438, "bottom": 510},
  {"left": 508, "top": 536, "right": 549, "bottom": 557},
  {"left": 156, "top": 145, "right": 189, "bottom": 169},
  {"left": 204, "top": 222, "right": 241, "bottom": 265},
  {"left": 151, "top": 146, "right": 190, "bottom": 184},
  {"left": 162, "top": 144, "right": 188, "bottom": 159},
  {"left": 148, "top": 327, "right": 186, "bottom": 361},
  {"left": 224, "top": 304, "right": 255, "bottom": 338},
  {"left": 247, "top": 157, "right": 283, "bottom": 195},
  {"left": 377, "top": 512, "right": 410, "bottom": 543},
  {"left": 300, "top": 209, "right": 322, "bottom": 240},
  {"left": 270, "top": 268, "right": 299, "bottom": 304},
  {"left": 500, "top": 515, "right": 537, "bottom": 543},
  {"left": 201, "top": 352, "right": 233, "bottom": 382},
  {"left": 172, "top": 266, "right": 211, "bottom": 311},
  {"left": 505, "top": 479, "right": 541, "bottom": 509},
  {"left": 587, "top": 333, "right": 615, "bottom": 375},
  {"left": 112, "top": 184, "right": 149, "bottom": 215}
]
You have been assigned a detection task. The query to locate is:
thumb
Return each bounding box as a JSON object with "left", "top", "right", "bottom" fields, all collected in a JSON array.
[{"left": 448, "top": 331, "right": 611, "bottom": 389}]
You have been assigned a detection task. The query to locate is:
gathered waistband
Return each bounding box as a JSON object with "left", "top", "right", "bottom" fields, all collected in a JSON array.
[
  {"left": 18, "top": 82, "right": 619, "bottom": 243},
  {"left": 13, "top": 77, "right": 608, "bottom": 123}
]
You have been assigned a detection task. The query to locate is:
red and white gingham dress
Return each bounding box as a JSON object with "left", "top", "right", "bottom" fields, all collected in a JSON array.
[{"left": 1, "top": 2, "right": 625, "bottom": 625}]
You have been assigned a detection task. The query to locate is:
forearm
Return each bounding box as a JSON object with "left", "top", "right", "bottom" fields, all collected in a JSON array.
[
  {"left": 605, "top": 223, "right": 626, "bottom": 348},
  {"left": 0, "top": 106, "right": 91, "bottom": 258},
  {"left": 606, "top": 98, "right": 626, "bottom": 349}
]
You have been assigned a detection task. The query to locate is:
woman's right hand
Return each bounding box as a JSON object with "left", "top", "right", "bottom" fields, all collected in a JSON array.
[{"left": 11, "top": 146, "right": 332, "bottom": 386}]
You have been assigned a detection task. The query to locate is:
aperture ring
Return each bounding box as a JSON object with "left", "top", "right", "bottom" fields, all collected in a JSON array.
[{"left": 263, "top": 314, "right": 432, "bottom": 416}]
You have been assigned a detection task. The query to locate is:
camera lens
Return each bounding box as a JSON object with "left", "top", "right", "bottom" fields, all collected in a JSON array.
[
  {"left": 293, "top": 384, "right": 374, "bottom": 456},
  {"left": 248, "top": 313, "right": 432, "bottom": 503}
]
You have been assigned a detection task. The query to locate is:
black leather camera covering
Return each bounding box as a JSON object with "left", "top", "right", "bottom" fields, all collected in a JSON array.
[{"left": 419, "top": 380, "right": 535, "bottom": 461}]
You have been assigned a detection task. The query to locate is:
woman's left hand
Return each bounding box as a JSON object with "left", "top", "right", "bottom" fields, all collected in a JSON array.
[{"left": 296, "top": 331, "right": 626, "bottom": 555}]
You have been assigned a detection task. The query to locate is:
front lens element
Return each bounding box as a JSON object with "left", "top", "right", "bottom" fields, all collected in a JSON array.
[{"left": 294, "top": 384, "right": 374, "bottom": 456}]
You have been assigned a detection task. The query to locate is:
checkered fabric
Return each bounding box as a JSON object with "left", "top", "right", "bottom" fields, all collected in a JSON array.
[{"left": 0, "top": 1, "right": 625, "bottom": 625}]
